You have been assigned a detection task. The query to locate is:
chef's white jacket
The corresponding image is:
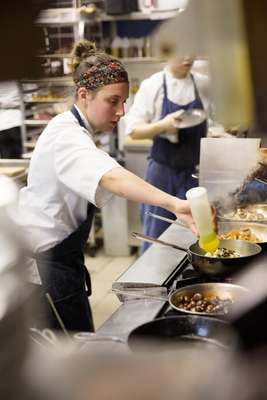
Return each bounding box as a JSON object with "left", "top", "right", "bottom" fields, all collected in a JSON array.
[
  {"left": 18, "top": 105, "right": 120, "bottom": 256},
  {"left": 123, "top": 67, "right": 210, "bottom": 137}
]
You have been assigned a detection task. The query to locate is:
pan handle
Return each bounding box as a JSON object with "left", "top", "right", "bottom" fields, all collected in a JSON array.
[
  {"left": 132, "top": 232, "right": 188, "bottom": 253},
  {"left": 145, "top": 211, "right": 189, "bottom": 229},
  {"left": 112, "top": 287, "right": 168, "bottom": 302},
  {"left": 187, "top": 251, "right": 193, "bottom": 263}
]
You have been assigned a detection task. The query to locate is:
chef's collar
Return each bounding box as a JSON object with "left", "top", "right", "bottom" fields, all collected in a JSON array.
[
  {"left": 73, "top": 104, "right": 94, "bottom": 133},
  {"left": 164, "top": 66, "right": 191, "bottom": 82}
]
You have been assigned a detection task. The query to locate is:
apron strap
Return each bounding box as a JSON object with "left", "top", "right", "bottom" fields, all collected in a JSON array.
[
  {"left": 70, "top": 106, "right": 94, "bottom": 298},
  {"left": 190, "top": 73, "right": 201, "bottom": 102},
  {"left": 162, "top": 73, "right": 204, "bottom": 112},
  {"left": 84, "top": 266, "right": 91, "bottom": 297},
  {"left": 70, "top": 105, "right": 88, "bottom": 130}
]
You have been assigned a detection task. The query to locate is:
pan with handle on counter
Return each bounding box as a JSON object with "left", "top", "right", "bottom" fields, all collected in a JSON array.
[
  {"left": 146, "top": 211, "right": 267, "bottom": 247},
  {"left": 127, "top": 315, "right": 237, "bottom": 352},
  {"left": 113, "top": 282, "right": 248, "bottom": 318},
  {"left": 116, "top": 283, "right": 245, "bottom": 352},
  {"left": 127, "top": 251, "right": 267, "bottom": 353},
  {"left": 132, "top": 232, "right": 261, "bottom": 277}
]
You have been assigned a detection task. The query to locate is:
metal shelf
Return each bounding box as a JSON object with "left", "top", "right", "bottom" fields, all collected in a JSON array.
[
  {"left": 36, "top": 54, "right": 166, "bottom": 64},
  {"left": 37, "top": 8, "right": 81, "bottom": 25},
  {"left": 37, "top": 7, "right": 183, "bottom": 25},
  {"left": 22, "top": 76, "right": 73, "bottom": 86},
  {"left": 37, "top": 54, "right": 72, "bottom": 58},
  {"left": 100, "top": 10, "right": 183, "bottom": 21},
  {"left": 121, "top": 57, "right": 166, "bottom": 64},
  {"left": 24, "top": 99, "right": 68, "bottom": 103},
  {"left": 24, "top": 127, "right": 44, "bottom": 137},
  {"left": 24, "top": 119, "right": 50, "bottom": 126}
]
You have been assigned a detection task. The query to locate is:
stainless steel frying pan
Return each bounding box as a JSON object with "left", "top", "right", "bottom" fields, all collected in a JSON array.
[
  {"left": 132, "top": 232, "right": 262, "bottom": 277},
  {"left": 146, "top": 211, "right": 267, "bottom": 246},
  {"left": 113, "top": 282, "right": 247, "bottom": 317}
]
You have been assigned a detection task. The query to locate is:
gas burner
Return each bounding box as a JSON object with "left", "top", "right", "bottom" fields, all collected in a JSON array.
[{"left": 177, "top": 264, "right": 234, "bottom": 285}]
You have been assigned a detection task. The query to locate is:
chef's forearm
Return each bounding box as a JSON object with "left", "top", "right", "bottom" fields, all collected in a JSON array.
[
  {"left": 130, "top": 120, "right": 166, "bottom": 140},
  {"left": 100, "top": 167, "right": 179, "bottom": 214}
]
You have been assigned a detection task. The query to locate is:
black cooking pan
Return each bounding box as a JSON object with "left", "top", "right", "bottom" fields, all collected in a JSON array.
[
  {"left": 132, "top": 232, "right": 262, "bottom": 277},
  {"left": 128, "top": 316, "right": 236, "bottom": 352}
]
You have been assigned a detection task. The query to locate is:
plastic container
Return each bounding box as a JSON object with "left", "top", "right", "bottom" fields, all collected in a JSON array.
[{"left": 186, "top": 187, "right": 219, "bottom": 254}]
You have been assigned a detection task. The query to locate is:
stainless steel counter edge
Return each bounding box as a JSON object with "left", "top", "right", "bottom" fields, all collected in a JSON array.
[
  {"left": 97, "top": 299, "right": 165, "bottom": 339},
  {"left": 114, "top": 223, "right": 195, "bottom": 287}
]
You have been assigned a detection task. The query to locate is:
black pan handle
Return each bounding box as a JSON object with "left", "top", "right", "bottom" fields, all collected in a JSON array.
[{"left": 132, "top": 232, "right": 188, "bottom": 253}]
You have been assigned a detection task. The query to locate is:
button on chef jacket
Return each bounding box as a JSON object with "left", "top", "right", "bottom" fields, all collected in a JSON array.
[{"left": 17, "top": 105, "right": 120, "bottom": 281}]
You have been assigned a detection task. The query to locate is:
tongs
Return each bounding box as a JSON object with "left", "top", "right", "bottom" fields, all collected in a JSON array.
[
  {"left": 145, "top": 211, "right": 188, "bottom": 228},
  {"left": 255, "top": 177, "right": 267, "bottom": 185}
]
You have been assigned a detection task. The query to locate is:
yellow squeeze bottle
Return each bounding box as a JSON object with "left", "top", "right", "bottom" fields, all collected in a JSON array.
[{"left": 186, "top": 187, "right": 219, "bottom": 254}]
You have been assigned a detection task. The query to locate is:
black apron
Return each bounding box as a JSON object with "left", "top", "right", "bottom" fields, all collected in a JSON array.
[{"left": 36, "top": 106, "right": 95, "bottom": 332}]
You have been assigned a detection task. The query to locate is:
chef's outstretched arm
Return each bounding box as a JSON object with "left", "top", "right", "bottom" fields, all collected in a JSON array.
[
  {"left": 100, "top": 166, "right": 197, "bottom": 235},
  {"left": 130, "top": 109, "right": 184, "bottom": 140}
]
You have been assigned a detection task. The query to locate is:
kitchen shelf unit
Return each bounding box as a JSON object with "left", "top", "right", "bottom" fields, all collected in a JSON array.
[
  {"left": 20, "top": 77, "right": 74, "bottom": 154},
  {"left": 21, "top": 4, "right": 176, "bottom": 151}
]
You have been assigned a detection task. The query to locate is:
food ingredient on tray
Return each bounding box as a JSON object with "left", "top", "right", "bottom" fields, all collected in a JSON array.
[
  {"left": 205, "top": 248, "right": 241, "bottom": 258},
  {"left": 219, "top": 228, "right": 260, "bottom": 243},
  {"left": 231, "top": 207, "right": 266, "bottom": 221},
  {"left": 174, "top": 292, "right": 234, "bottom": 314}
]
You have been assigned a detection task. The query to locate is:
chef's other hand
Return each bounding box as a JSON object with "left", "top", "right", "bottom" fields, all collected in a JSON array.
[
  {"left": 173, "top": 199, "right": 198, "bottom": 236},
  {"left": 159, "top": 109, "right": 184, "bottom": 135}
]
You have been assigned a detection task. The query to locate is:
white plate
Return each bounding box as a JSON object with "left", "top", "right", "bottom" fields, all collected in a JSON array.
[{"left": 173, "top": 108, "right": 206, "bottom": 129}]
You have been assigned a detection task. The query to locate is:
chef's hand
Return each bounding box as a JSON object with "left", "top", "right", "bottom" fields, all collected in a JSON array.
[
  {"left": 159, "top": 109, "right": 184, "bottom": 135},
  {"left": 173, "top": 199, "right": 198, "bottom": 236}
]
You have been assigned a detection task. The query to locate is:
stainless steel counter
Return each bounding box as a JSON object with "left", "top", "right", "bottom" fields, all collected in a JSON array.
[
  {"left": 97, "top": 223, "right": 196, "bottom": 339},
  {"left": 97, "top": 222, "right": 267, "bottom": 344}
]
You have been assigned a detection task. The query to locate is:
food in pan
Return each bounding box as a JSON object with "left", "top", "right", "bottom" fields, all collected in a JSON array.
[
  {"left": 219, "top": 228, "right": 261, "bottom": 243},
  {"left": 175, "top": 292, "right": 233, "bottom": 314},
  {"left": 231, "top": 207, "right": 266, "bottom": 221},
  {"left": 205, "top": 248, "right": 241, "bottom": 258}
]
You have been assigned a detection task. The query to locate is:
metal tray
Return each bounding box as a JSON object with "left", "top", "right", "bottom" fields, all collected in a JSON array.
[
  {"left": 218, "top": 204, "right": 267, "bottom": 223},
  {"left": 218, "top": 221, "right": 267, "bottom": 245}
]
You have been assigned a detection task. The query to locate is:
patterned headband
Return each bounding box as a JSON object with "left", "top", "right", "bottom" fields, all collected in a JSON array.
[{"left": 75, "top": 60, "right": 129, "bottom": 91}]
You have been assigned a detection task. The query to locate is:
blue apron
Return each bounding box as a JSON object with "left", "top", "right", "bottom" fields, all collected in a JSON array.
[
  {"left": 36, "top": 106, "right": 95, "bottom": 332},
  {"left": 141, "top": 74, "right": 207, "bottom": 252}
]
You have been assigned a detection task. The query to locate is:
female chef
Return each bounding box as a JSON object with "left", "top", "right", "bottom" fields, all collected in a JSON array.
[
  {"left": 18, "top": 41, "right": 197, "bottom": 332},
  {"left": 124, "top": 56, "right": 210, "bottom": 252}
]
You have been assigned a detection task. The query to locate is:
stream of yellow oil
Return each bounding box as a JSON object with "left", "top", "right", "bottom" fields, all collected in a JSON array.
[{"left": 199, "top": 232, "right": 219, "bottom": 254}]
